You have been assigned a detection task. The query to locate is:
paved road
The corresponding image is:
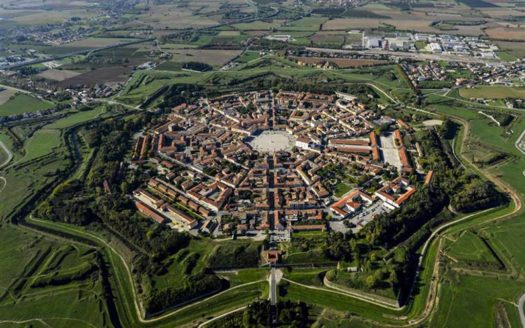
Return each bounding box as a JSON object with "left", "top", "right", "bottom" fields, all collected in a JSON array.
[
  {"left": 269, "top": 267, "right": 277, "bottom": 305},
  {"left": 519, "top": 293, "right": 525, "bottom": 328}
]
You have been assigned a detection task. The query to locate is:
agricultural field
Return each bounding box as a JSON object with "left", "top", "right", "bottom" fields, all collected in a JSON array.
[
  {"left": 37, "top": 69, "right": 82, "bottom": 82},
  {"left": 233, "top": 20, "right": 284, "bottom": 31},
  {"left": 60, "top": 37, "right": 139, "bottom": 48},
  {"left": 1, "top": 8, "right": 95, "bottom": 25},
  {"left": 0, "top": 88, "right": 16, "bottom": 105},
  {"left": 57, "top": 66, "right": 135, "bottom": 87},
  {"left": 309, "top": 31, "right": 346, "bottom": 48},
  {"left": 0, "top": 93, "right": 54, "bottom": 117},
  {"left": 278, "top": 16, "right": 327, "bottom": 32},
  {"left": 485, "top": 27, "right": 525, "bottom": 41},
  {"left": 318, "top": 3, "right": 494, "bottom": 36},
  {"left": 133, "top": 5, "right": 219, "bottom": 30},
  {"left": 160, "top": 49, "right": 242, "bottom": 67}
]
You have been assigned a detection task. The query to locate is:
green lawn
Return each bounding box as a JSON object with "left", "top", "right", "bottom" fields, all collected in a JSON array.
[
  {"left": 459, "top": 86, "right": 525, "bottom": 99},
  {"left": 277, "top": 16, "right": 327, "bottom": 32},
  {"left": 0, "top": 93, "right": 54, "bottom": 117},
  {"left": 20, "top": 129, "right": 63, "bottom": 163},
  {"left": 445, "top": 231, "right": 500, "bottom": 265},
  {"left": 489, "top": 215, "right": 525, "bottom": 272},
  {"left": 430, "top": 275, "right": 523, "bottom": 328},
  {"left": 282, "top": 282, "right": 401, "bottom": 323},
  {"left": 45, "top": 107, "right": 106, "bottom": 129}
]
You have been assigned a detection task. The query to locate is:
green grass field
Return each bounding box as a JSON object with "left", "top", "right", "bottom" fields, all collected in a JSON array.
[
  {"left": 232, "top": 20, "right": 283, "bottom": 30},
  {"left": 277, "top": 16, "right": 327, "bottom": 32},
  {"left": 429, "top": 275, "right": 523, "bottom": 328},
  {"left": 459, "top": 86, "right": 525, "bottom": 99},
  {"left": 0, "top": 93, "right": 54, "bottom": 117},
  {"left": 0, "top": 141, "right": 8, "bottom": 166},
  {"left": 20, "top": 129, "right": 63, "bottom": 163},
  {"left": 0, "top": 225, "right": 109, "bottom": 328},
  {"left": 445, "top": 231, "right": 500, "bottom": 265},
  {"left": 282, "top": 282, "right": 401, "bottom": 323}
]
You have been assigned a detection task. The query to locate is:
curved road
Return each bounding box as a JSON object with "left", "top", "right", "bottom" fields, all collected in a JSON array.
[
  {"left": 0, "top": 140, "right": 13, "bottom": 195},
  {"left": 519, "top": 293, "right": 525, "bottom": 328},
  {"left": 0, "top": 140, "right": 13, "bottom": 169}
]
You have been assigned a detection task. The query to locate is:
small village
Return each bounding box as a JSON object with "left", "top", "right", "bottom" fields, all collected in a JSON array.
[{"left": 129, "top": 90, "right": 433, "bottom": 241}]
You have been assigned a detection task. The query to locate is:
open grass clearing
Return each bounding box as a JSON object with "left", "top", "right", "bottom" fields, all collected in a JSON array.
[
  {"left": 278, "top": 16, "right": 327, "bottom": 32},
  {"left": 161, "top": 49, "right": 242, "bottom": 67},
  {"left": 444, "top": 230, "right": 500, "bottom": 265},
  {"left": 488, "top": 215, "right": 525, "bottom": 271},
  {"left": 0, "top": 93, "right": 54, "bottom": 117},
  {"left": 0, "top": 281, "right": 108, "bottom": 328},
  {"left": 282, "top": 282, "right": 400, "bottom": 323},
  {"left": 430, "top": 274, "right": 523, "bottom": 328},
  {"left": 459, "top": 86, "right": 525, "bottom": 99},
  {"left": 19, "top": 129, "right": 62, "bottom": 163}
]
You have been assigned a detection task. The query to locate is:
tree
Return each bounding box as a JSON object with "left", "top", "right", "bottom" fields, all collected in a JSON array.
[{"left": 365, "top": 274, "right": 377, "bottom": 289}]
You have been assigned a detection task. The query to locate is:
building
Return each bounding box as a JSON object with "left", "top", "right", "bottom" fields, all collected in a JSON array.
[
  {"left": 330, "top": 189, "right": 374, "bottom": 219},
  {"left": 375, "top": 177, "right": 416, "bottom": 210}
]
